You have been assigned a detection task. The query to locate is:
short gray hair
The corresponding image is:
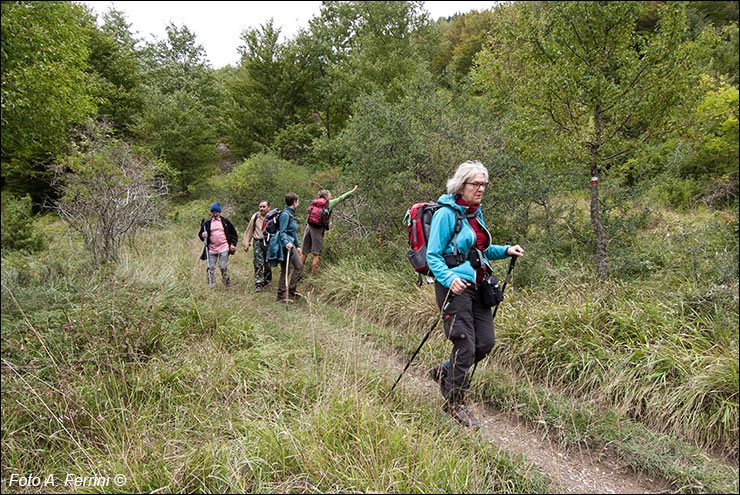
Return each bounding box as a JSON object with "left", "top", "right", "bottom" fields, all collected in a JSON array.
[
  {"left": 446, "top": 161, "right": 488, "bottom": 196},
  {"left": 318, "top": 190, "right": 330, "bottom": 199}
]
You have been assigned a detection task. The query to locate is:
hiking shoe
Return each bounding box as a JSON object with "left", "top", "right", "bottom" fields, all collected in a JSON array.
[
  {"left": 443, "top": 402, "right": 480, "bottom": 429},
  {"left": 429, "top": 363, "right": 451, "bottom": 398},
  {"left": 289, "top": 290, "right": 304, "bottom": 300},
  {"left": 276, "top": 292, "right": 294, "bottom": 303},
  {"left": 428, "top": 364, "right": 446, "bottom": 383},
  {"left": 255, "top": 286, "right": 263, "bottom": 293}
]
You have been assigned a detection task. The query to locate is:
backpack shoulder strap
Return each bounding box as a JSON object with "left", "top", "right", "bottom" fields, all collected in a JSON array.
[
  {"left": 440, "top": 204, "right": 466, "bottom": 259},
  {"left": 440, "top": 204, "right": 464, "bottom": 235}
]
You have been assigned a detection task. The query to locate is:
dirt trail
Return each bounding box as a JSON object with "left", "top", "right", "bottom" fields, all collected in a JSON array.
[
  {"left": 257, "top": 282, "right": 675, "bottom": 494},
  {"left": 384, "top": 350, "right": 673, "bottom": 494}
]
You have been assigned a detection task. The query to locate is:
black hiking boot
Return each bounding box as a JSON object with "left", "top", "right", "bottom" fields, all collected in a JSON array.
[
  {"left": 443, "top": 402, "right": 481, "bottom": 429},
  {"left": 289, "top": 290, "right": 303, "bottom": 300}
]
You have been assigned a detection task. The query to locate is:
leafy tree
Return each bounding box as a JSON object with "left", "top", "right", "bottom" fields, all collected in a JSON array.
[
  {"left": 143, "top": 23, "right": 217, "bottom": 99},
  {"left": 1, "top": 1, "right": 97, "bottom": 196},
  {"left": 134, "top": 23, "right": 219, "bottom": 192},
  {"left": 429, "top": 9, "right": 496, "bottom": 80},
  {"left": 682, "top": 81, "right": 739, "bottom": 179},
  {"left": 473, "top": 1, "right": 715, "bottom": 279},
  {"left": 337, "top": 70, "right": 549, "bottom": 241},
  {"left": 84, "top": 7, "right": 144, "bottom": 136},
  {"left": 222, "top": 21, "right": 316, "bottom": 157},
  {"left": 308, "top": 1, "right": 434, "bottom": 137},
  {"left": 133, "top": 89, "right": 218, "bottom": 193}
]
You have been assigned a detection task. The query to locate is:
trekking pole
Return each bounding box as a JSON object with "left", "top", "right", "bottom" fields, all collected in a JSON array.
[
  {"left": 385, "top": 289, "right": 454, "bottom": 401},
  {"left": 283, "top": 245, "right": 292, "bottom": 310},
  {"left": 468, "top": 255, "right": 517, "bottom": 383},
  {"left": 202, "top": 220, "right": 212, "bottom": 288}
]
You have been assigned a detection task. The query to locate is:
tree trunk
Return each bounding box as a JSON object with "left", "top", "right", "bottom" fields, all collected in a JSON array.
[
  {"left": 590, "top": 107, "right": 608, "bottom": 280},
  {"left": 590, "top": 163, "right": 608, "bottom": 280}
]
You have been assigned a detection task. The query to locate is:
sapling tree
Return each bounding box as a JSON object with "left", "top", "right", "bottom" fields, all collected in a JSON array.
[{"left": 473, "top": 1, "right": 714, "bottom": 279}]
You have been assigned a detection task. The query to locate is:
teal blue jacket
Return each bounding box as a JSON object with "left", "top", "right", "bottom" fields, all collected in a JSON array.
[
  {"left": 426, "top": 194, "right": 511, "bottom": 288},
  {"left": 266, "top": 206, "right": 300, "bottom": 264}
]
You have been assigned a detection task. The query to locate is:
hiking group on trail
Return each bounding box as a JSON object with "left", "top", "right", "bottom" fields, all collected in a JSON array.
[
  {"left": 201, "top": 186, "right": 358, "bottom": 303},
  {"left": 198, "top": 161, "right": 523, "bottom": 428}
]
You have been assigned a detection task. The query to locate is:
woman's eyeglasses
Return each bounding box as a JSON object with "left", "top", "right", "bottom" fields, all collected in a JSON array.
[{"left": 465, "top": 182, "right": 488, "bottom": 190}]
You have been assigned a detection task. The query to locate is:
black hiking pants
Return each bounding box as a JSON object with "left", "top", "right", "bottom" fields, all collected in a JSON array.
[{"left": 435, "top": 281, "right": 495, "bottom": 402}]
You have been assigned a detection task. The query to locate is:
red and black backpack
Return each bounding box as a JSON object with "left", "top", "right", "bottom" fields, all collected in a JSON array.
[
  {"left": 403, "top": 202, "right": 466, "bottom": 278},
  {"left": 307, "top": 197, "right": 331, "bottom": 229}
]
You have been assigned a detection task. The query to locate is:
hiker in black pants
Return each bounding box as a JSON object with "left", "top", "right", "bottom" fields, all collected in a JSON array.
[{"left": 425, "top": 161, "right": 524, "bottom": 428}]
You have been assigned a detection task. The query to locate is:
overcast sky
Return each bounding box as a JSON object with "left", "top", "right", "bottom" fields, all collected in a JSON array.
[{"left": 83, "top": 1, "right": 501, "bottom": 68}]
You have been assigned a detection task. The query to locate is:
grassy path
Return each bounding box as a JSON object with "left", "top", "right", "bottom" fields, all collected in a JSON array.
[
  {"left": 2, "top": 219, "right": 737, "bottom": 493},
  {"left": 261, "top": 281, "right": 673, "bottom": 494}
]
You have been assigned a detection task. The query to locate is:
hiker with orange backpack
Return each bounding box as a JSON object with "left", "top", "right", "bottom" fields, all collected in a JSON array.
[
  {"left": 426, "top": 161, "right": 524, "bottom": 428},
  {"left": 300, "top": 185, "right": 358, "bottom": 274}
]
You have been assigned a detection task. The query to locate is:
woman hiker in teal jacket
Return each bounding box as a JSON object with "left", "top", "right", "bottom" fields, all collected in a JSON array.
[
  {"left": 266, "top": 192, "right": 304, "bottom": 303},
  {"left": 426, "top": 161, "right": 524, "bottom": 428}
]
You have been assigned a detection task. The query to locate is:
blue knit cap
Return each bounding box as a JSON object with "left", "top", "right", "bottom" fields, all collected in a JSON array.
[{"left": 210, "top": 202, "right": 222, "bottom": 212}]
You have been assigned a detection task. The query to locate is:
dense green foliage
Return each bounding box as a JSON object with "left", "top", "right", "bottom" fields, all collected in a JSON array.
[
  {"left": 226, "top": 152, "right": 314, "bottom": 220},
  {"left": 1, "top": 1, "right": 97, "bottom": 196},
  {"left": 0, "top": 193, "right": 46, "bottom": 253}
]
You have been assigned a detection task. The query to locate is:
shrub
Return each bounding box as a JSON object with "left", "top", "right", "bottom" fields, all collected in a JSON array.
[
  {"left": 0, "top": 192, "right": 46, "bottom": 253},
  {"left": 650, "top": 177, "right": 704, "bottom": 210},
  {"left": 50, "top": 121, "right": 171, "bottom": 265},
  {"left": 226, "top": 152, "right": 313, "bottom": 219},
  {"left": 271, "top": 121, "right": 324, "bottom": 165}
]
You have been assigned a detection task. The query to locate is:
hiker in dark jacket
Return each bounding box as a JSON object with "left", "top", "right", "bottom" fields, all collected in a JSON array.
[
  {"left": 199, "top": 202, "right": 238, "bottom": 289},
  {"left": 300, "top": 185, "right": 358, "bottom": 274},
  {"left": 426, "top": 161, "right": 524, "bottom": 428},
  {"left": 266, "top": 192, "right": 304, "bottom": 303}
]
